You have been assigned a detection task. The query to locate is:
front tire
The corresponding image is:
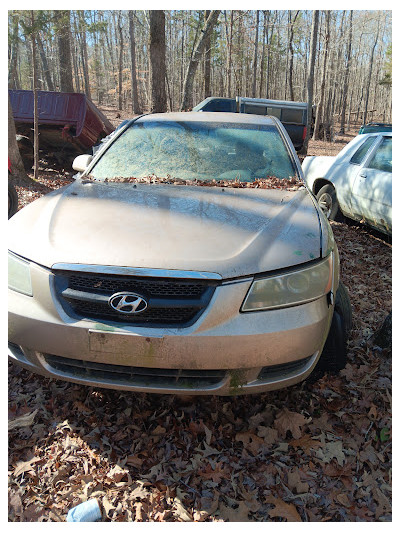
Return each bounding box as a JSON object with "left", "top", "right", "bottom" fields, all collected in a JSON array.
[
  {"left": 316, "top": 184, "right": 339, "bottom": 220},
  {"left": 314, "top": 281, "right": 352, "bottom": 374},
  {"left": 8, "top": 182, "right": 18, "bottom": 219}
]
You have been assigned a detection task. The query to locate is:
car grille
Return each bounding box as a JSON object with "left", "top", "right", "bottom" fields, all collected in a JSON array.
[
  {"left": 53, "top": 270, "right": 218, "bottom": 327},
  {"left": 43, "top": 354, "right": 226, "bottom": 389}
]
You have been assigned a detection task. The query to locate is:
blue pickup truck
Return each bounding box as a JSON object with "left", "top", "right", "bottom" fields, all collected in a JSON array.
[{"left": 193, "top": 96, "right": 311, "bottom": 154}]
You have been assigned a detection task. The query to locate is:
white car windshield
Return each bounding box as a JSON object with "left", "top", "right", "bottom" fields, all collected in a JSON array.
[{"left": 89, "top": 120, "right": 298, "bottom": 183}]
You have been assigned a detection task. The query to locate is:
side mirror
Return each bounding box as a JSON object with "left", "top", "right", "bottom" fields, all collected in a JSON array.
[{"left": 72, "top": 154, "right": 93, "bottom": 173}]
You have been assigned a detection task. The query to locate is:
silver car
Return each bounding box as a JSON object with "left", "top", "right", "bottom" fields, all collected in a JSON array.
[
  {"left": 302, "top": 132, "right": 392, "bottom": 235},
  {"left": 8, "top": 112, "right": 351, "bottom": 395}
]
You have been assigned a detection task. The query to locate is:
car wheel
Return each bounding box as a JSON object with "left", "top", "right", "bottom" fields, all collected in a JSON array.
[
  {"left": 316, "top": 184, "right": 339, "bottom": 220},
  {"left": 8, "top": 182, "right": 18, "bottom": 219},
  {"left": 313, "top": 281, "right": 352, "bottom": 375}
]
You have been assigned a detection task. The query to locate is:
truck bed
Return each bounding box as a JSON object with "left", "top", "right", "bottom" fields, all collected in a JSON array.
[{"left": 9, "top": 89, "right": 114, "bottom": 153}]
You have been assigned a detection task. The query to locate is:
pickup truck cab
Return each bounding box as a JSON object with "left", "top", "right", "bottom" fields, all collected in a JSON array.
[{"left": 193, "top": 96, "right": 310, "bottom": 153}]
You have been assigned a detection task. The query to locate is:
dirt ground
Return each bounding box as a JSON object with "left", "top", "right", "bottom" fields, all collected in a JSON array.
[{"left": 8, "top": 113, "right": 391, "bottom": 522}]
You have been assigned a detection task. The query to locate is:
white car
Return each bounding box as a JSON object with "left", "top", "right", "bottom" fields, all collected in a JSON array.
[{"left": 302, "top": 132, "right": 392, "bottom": 235}]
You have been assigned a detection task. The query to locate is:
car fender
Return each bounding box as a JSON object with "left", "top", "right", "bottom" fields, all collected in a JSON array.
[{"left": 302, "top": 156, "right": 335, "bottom": 192}]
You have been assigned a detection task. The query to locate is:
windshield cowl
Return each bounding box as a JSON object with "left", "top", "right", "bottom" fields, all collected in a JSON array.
[{"left": 83, "top": 174, "right": 304, "bottom": 191}]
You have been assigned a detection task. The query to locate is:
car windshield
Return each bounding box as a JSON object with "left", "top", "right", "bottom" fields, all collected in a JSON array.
[{"left": 89, "top": 120, "right": 298, "bottom": 183}]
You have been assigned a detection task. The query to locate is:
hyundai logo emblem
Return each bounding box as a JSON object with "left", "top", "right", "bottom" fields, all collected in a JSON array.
[{"left": 108, "top": 292, "right": 148, "bottom": 314}]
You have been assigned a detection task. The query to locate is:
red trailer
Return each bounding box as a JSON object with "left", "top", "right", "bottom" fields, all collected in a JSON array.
[{"left": 9, "top": 89, "right": 114, "bottom": 154}]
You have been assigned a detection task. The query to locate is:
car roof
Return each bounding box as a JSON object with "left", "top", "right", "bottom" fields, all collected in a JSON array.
[
  {"left": 135, "top": 111, "right": 277, "bottom": 127},
  {"left": 362, "top": 131, "right": 392, "bottom": 139}
]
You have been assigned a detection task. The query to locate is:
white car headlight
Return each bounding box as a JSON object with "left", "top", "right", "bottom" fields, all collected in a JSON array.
[
  {"left": 8, "top": 252, "right": 33, "bottom": 296},
  {"left": 242, "top": 254, "right": 333, "bottom": 311}
]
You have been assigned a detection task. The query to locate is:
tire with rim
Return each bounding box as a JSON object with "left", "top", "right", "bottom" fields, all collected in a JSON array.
[
  {"left": 313, "top": 281, "right": 352, "bottom": 375},
  {"left": 8, "top": 182, "right": 18, "bottom": 219},
  {"left": 316, "top": 183, "right": 339, "bottom": 220}
]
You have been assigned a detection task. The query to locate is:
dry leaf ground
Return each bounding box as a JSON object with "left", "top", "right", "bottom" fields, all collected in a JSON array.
[{"left": 8, "top": 117, "right": 391, "bottom": 522}]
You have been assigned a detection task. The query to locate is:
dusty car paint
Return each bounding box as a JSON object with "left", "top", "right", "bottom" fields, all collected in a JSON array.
[{"left": 8, "top": 182, "right": 322, "bottom": 278}]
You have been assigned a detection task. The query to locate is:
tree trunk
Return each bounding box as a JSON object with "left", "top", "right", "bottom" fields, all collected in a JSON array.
[
  {"left": 8, "top": 96, "right": 27, "bottom": 181},
  {"left": 37, "top": 32, "right": 55, "bottom": 91},
  {"left": 55, "top": 10, "right": 74, "bottom": 92},
  {"left": 313, "top": 11, "right": 330, "bottom": 140},
  {"left": 251, "top": 10, "right": 260, "bottom": 98},
  {"left": 117, "top": 11, "right": 123, "bottom": 111},
  {"left": 259, "top": 11, "right": 268, "bottom": 99},
  {"left": 128, "top": 11, "right": 140, "bottom": 114},
  {"left": 180, "top": 10, "right": 220, "bottom": 111},
  {"left": 288, "top": 11, "right": 300, "bottom": 101},
  {"left": 71, "top": 13, "right": 81, "bottom": 93},
  {"left": 149, "top": 10, "right": 167, "bottom": 113},
  {"left": 8, "top": 12, "right": 20, "bottom": 89},
  {"left": 363, "top": 21, "right": 380, "bottom": 125},
  {"left": 223, "top": 11, "right": 234, "bottom": 97},
  {"left": 203, "top": 10, "right": 211, "bottom": 98},
  {"left": 339, "top": 11, "right": 353, "bottom": 133},
  {"left": 31, "top": 11, "right": 39, "bottom": 181},
  {"left": 265, "top": 11, "right": 277, "bottom": 99},
  {"left": 78, "top": 11, "right": 91, "bottom": 99},
  {"left": 303, "top": 10, "right": 319, "bottom": 154}
]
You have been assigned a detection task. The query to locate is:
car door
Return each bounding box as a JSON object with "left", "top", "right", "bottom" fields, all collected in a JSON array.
[
  {"left": 332, "top": 135, "right": 378, "bottom": 217},
  {"left": 351, "top": 135, "right": 392, "bottom": 232}
]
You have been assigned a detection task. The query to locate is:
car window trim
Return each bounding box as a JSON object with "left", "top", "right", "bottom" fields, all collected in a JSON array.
[
  {"left": 349, "top": 135, "right": 380, "bottom": 166},
  {"left": 363, "top": 134, "right": 392, "bottom": 172}
]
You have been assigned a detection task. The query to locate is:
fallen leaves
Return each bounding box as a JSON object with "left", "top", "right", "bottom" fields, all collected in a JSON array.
[
  {"left": 9, "top": 409, "right": 38, "bottom": 430},
  {"left": 273, "top": 408, "right": 311, "bottom": 439},
  {"left": 315, "top": 440, "right": 346, "bottom": 467},
  {"left": 265, "top": 495, "right": 302, "bottom": 522}
]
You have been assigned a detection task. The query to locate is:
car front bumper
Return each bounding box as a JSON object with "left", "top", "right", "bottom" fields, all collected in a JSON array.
[{"left": 8, "top": 261, "right": 335, "bottom": 395}]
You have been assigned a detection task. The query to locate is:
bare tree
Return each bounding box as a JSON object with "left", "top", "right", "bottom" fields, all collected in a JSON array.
[
  {"left": 339, "top": 11, "right": 353, "bottom": 133},
  {"left": 288, "top": 11, "right": 300, "bottom": 101},
  {"left": 259, "top": 11, "right": 268, "bottom": 99},
  {"left": 37, "top": 33, "right": 55, "bottom": 91},
  {"left": 117, "top": 11, "right": 124, "bottom": 111},
  {"left": 8, "top": 12, "right": 20, "bottom": 89},
  {"left": 31, "top": 11, "right": 39, "bottom": 180},
  {"left": 8, "top": 10, "right": 392, "bottom": 123},
  {"left": 78, "top": 11, "right": 91, "bottom": 99},
  {"left": 363, "top": 18, "right": 380, "bottom": 125},
  {"left": 129, "top": 11, "right": 141, "bottom": 114},
  {"left": 203, "top": 10, "right": 211, "bottom": 98},
  {"left": 223, "top": 10, "right": 234, "bottom": 97},
  {"left": 149, "top": 10, "right": 167, "bottom": 113},
  {"left": 180, "top": 10, "right": 220, "bottom": 110},
  {"left": 55, "top": 10, "right": 74, "bottom": 92},
  {"left": 303, "top": 10, "right": 319, "bottom": 154},
  {"left": 251, "top": 10, "right": 260, "bottom": 98},
  {"left": 313, "top": 11, "right": 330, "bottom": 140},
  {"left": 8, "top": 97, "right": 27, "bottom": 181}
]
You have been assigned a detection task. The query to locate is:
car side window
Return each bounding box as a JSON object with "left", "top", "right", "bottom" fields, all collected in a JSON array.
[
  {"left": 366, "top": 137, "right": 392, "bottom": 173},
  {"left": 350, "top": 137, "right": 376, "bottom": 165}
]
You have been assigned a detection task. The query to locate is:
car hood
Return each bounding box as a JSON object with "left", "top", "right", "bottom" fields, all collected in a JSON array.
[{"left": 8, "top": 181, "right": 322, "bottom": 278}]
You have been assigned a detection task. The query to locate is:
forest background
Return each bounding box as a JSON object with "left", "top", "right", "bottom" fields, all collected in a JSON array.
[{"left": 8, "top": 8, "right": 392, "bottom": 140}]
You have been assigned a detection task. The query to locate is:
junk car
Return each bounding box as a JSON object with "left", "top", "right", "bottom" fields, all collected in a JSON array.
[{"left": 8, "top": 112, "right": 351, "bottom": 395}]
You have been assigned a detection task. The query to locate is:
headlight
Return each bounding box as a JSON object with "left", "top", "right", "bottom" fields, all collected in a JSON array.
[
  {"left": 242, "top": 254, "right": 332, "bottom": 311},
  {"left": 8, "top": 252, "right": 33, "bottom": 296}
]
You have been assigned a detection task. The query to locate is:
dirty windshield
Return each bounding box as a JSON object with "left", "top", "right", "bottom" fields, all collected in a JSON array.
[{"left": 89, "top": 120, "right": 299, "bottom": 186}]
